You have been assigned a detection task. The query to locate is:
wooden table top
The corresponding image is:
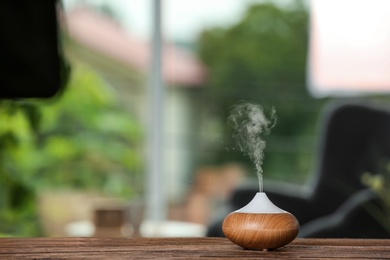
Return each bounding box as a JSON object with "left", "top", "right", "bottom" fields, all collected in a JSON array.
[{"left": 0, "top": 237, "right": 389, "bottom": 259}]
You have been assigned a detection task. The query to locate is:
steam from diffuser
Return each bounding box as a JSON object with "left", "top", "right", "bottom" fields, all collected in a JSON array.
[{"left": 228, "top": 102, "right": 277, "bottom": 192}]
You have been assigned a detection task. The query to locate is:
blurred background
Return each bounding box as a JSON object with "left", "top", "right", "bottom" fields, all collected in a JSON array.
[{"left": 1, "top": 0, "right": 390, "bottom": 238}]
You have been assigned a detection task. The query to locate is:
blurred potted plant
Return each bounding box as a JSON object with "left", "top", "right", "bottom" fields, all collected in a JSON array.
[{"left": 361, "top": 164, "right": 390, "bottom": 234}]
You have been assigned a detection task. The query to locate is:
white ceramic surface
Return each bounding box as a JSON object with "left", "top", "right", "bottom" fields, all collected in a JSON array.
[{"left": 236, "top": 192, "right": 286, "bottom": 213}]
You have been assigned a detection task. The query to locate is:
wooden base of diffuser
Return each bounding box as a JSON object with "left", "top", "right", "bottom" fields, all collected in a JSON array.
[{"left": 222, "top": 212, "right": 299, "bottom": 250}]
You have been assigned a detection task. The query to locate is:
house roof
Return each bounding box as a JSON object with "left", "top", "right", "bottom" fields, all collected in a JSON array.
[{"left": 64, "top": 8, "right": 207, "bottom": 87}]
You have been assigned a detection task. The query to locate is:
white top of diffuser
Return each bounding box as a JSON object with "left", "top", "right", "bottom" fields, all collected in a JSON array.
[{"left": 236, "top": 192, "right": 287, "bottom": 213}]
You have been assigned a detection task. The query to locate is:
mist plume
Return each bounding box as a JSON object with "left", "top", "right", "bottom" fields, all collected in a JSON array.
[{"left": 228, "top": 101, "right": 277, "bottom": 192}]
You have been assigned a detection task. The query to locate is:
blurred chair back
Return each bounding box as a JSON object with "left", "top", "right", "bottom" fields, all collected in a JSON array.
[{"left": 305, "top": 102, "right": 390, "bottom": 220}]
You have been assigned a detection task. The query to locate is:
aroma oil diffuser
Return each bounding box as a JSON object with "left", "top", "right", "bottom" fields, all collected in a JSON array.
[
  {"left": 225, "top": 102, "right": 299, "bottom": 250},
  {"left": 222, "top": 192, "right": 299, "bottom": 250}
]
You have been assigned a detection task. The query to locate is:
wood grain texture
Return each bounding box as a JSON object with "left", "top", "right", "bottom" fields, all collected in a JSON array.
[
  {"left": 0, "top": 237, "right": 390, "bottom": 259},
  {"left": 222, "top": 212, "right": 299, "bottom": 250}
]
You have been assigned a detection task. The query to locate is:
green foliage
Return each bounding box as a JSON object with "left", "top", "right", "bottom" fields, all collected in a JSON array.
[
  {"left": 0, "top": 64, "right": 144, "bottom": 236},
  {"left": 0, "top": 101, "right": 44, "bottom": 236},
  {"left": 197, "top": 1, "right": 327, "bottom": 182},
  {"left": 31, "top": 64, "right": 144, "bottom": 195}
]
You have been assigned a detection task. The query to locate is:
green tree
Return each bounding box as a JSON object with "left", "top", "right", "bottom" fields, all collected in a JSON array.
[{"left": 198, "top": 1, "right": 327, "bottom": 183}]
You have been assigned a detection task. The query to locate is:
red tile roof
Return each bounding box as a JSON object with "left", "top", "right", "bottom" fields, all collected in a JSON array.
[{"left": 64, "top": 8, "right": 207, "bottom": 87}]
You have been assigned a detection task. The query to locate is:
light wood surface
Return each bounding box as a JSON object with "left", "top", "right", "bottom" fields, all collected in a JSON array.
[
  {"left": 223, "top": 212, "right": 299, "bottom": 250},
  {"left": 0, "top": 237, "right": 390, "bottom": 259}
]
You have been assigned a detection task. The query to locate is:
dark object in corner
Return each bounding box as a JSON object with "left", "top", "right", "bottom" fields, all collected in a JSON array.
[{"left": 0, "top": 1, "right": 67, "bottom": 99}]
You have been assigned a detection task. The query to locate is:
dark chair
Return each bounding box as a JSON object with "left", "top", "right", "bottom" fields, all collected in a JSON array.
[{"left": 207, "top": 102, "right": 390, "bottom": 238}]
